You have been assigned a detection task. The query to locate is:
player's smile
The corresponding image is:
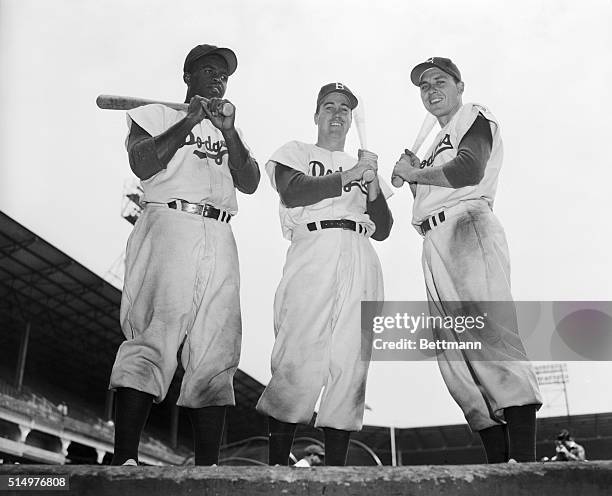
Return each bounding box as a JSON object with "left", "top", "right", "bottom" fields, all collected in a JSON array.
[
  {"left": 314, "top": 89, "right": 355, "bottom": 150},
  {"left": 316, "top": 93, "right": 351, "bottom": 135},
  {"left": 419, "top": 68, "right": 464, "bottom": 125}
]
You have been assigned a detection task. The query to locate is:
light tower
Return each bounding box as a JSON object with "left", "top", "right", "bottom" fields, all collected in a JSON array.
[
  {"left": 534, "top": 363, "right": 570, "bottom": 419},
  {"left": 104, "top": 178, "right": 144, "bottom": 287}
]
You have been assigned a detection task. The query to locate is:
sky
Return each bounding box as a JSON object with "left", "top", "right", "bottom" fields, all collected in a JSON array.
[{"left": 1, "top": 0, "right": 611, "bottom": 428}]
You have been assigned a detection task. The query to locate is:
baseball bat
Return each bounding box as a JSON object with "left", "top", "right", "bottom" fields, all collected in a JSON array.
[
  {"left": 96, "top": 94, "right": 234, "bottom": 116},
  {"left": 392, "top": 113, "right": 437, "bottom": 187},
  {"left": 353, "top": 101, "right": 376, "bottom": 183}
]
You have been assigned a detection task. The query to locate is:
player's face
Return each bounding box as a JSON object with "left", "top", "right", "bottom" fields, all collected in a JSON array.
[
  {"left": 315, "top": 93, "right": 352, "bottom": 138},
  {"left": 419, "top": 68, "right": 464, "bottom": 122},
  {"left": 185, "top": 54, "right": 229, "bottom": 99}
]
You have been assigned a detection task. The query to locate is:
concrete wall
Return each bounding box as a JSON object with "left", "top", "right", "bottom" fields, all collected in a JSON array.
[{"left": 1, "top": 462, "right": 611, "bottom": 495}]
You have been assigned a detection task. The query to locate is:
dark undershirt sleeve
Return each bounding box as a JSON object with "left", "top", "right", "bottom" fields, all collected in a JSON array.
[
  {"left": 274, "top": 163, "right": 343, "bottom": 208},
  {"left": 366, "top": 193, "right": 393, "bottom": 241},
  {"left": 441, "top": 113, "right": 493, "bottom": 188},
  {"left": 127, "top": 122, "right": 165, "bottom": 180},
  {"left": 229, "top": 155, "right": 260, "bottom": 194}
]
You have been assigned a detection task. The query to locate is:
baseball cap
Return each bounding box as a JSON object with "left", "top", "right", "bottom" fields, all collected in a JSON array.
[
  {"left": 410, "top": 57, "right": 461, "bottom": 86},
  {"left": 316, "top": 82, "right": 358, "bottom": 112},
  {"left": 183, "top": 44, "right": 238, "bottom": 75},
  {"left": 557, "top": 429, "right": 571, "bottom": 441},
  {"left": 304, "top": 444, "right": 325, "bottom": 457}
]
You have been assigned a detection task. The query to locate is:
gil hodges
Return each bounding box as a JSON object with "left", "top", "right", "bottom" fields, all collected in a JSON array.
[{"left": 392, "top": 57, "right": 542, "bottom": 463}]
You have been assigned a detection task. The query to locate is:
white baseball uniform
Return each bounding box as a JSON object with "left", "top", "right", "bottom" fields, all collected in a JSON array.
[
  {"left": 109, "top": 104, "right": 245, "bottom": 408},
  {"left": 413, "top": 103, "right": 542, "bottom": 431},
  {"left": 256, "top": 141, "right": 390, "bottom": 431}
]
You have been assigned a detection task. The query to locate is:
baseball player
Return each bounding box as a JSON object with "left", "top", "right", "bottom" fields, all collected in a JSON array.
[
  {"left": 392, "top": 58, "right": 542, "bottom": 463},
  {"left": 550, "top": 430, "right": 586, "bottom": 462},
  {"left": 108, "top": 44, "right": 260, "bottom": 466},
  {"left": 294, "top": 444, "right": 325, "bottom": 467},
  {"left": 256, "top": 83, "right": 393, "bottom": 466}
]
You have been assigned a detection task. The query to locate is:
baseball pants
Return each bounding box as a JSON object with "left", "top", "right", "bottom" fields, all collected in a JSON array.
[
  {"left": 109, "top": 204, "right": 241, "bottom": 408},
  {"left": 256, "top": 226, "right": 383, "bottom": 431},
  {"left": 422, "top": 199, "right": 542, "bottom": 431}
]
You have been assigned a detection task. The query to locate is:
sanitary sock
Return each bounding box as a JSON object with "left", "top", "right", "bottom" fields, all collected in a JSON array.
[
  {"left": 111, "top": 387, "right": 154, "bottom": 465},
  {"left": 268, "top": 416, "right": 297, "bottom": 466},
  {"left": 185, "top": 405, "right": 227, "bottom": 465},
  {"left": 324, "top": 427, "right": 351, "bottom": 466},
  {"left": 505, "top": 404, "right": 538, "bottom": 462},
  {"left": 478, "top": 424, "right": 509, "bottom": 463}
]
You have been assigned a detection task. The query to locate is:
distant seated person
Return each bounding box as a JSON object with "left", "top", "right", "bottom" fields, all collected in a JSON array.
[
  {"left": 550, "top": 430, "right": 586, "bottom": 461},
  {"left": 294, "top": 444, "right": 325, "bottom": 467}
]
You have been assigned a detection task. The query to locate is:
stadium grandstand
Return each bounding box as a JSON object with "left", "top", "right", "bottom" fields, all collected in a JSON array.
[{"left": 1, "top": 210, "right": 611, "bottom": 466}]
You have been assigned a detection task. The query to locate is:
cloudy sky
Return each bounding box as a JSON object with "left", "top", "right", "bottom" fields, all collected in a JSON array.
[{"left": 1, "top": 0, "right": 611, "bottom": 428}]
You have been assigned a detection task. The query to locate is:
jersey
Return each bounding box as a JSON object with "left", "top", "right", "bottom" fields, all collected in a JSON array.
[
  {"left": 412, "top": 103, "right": 503, "bottom": 226},
  {"left": 126, "top": 104, "right": 250, "bottom": 215},
  {"left": 266, "top": 141, "right": 392, "bottom": 240}
]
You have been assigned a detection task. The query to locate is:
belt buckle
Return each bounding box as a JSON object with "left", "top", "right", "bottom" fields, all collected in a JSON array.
[
  {"left": 202, "top": 204, "right": 213, "bottom": 216},
  {"left": 341, "top": 221, "right": 351, "bottom": 231},
  {"left": 183, "top": 202, "right": 199, "bottom": 215}
]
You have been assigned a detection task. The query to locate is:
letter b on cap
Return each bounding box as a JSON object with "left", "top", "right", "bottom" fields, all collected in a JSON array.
[{"left": 335, "top": 83, "right": 345, "bottom": 90}]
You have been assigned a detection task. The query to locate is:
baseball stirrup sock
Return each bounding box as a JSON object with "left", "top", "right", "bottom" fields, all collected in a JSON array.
[
  {"left": 505, "top": 404, "right": 538, "bottom": 462},
  {"left": 478, "top": 424, "right": 509, "bottom": 463},
  {"left": 268, "top": 416, "right": 297, "bottom": 466},
  {"left": 324, "top": 427, "right": 351, "bottom": 466},
  {"left": 185, "top": 406, "right": 226, "bottom": 465},
  {"left": 111, "top": 387, "right": 154, "bottom": 465}
]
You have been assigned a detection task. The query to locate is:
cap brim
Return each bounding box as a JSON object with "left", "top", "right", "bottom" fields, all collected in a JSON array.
[
  {"left": 342, "top": 90, "right": 358, "bottom": 109},
  {"left": 307, "top": 449, "right": 325, "bottom": 456},
  {"left": 318, "top": 90, "right": 358, "bottom": 110},
  {"left": 213, "top": 47, "right": 238, "bottom": 76},
  {"left": 410, "top": 62, "right": 436, "bottom": 85}
]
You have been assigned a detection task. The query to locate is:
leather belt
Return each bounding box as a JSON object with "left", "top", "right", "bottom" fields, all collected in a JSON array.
[
  {"left": 167, "top": 200, "right": 232, "bottom": 223},
  {"left": 306, "top": 219, "right": 368, "bottom": 235},
  {"left": 419, "top": 211, "right": 446, "bottom": 234}
]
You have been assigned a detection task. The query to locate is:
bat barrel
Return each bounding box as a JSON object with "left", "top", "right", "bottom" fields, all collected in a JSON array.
[{"left": 96, "top": 94, "right": 189, "bottom": 111}]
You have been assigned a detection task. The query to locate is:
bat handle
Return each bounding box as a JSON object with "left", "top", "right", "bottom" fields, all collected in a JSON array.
[
  {"left": 362, "top": 169, "right": 376, "bottom": 183},
  {"left": 220, "top": 102, "right": 234, "bottom": 117},
  {"left": 391, "top": 175, "right": 404, "bottom": 188},
  {"left": 206, "top": 100, "right": 234, "bottom": 117}
]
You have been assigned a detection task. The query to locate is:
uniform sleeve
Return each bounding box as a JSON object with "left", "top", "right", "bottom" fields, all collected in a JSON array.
[
  {"left": 268, "top": 141, "right": 311, "bottom": 174},
  {"left": 125, "top": 104, "right": 177, "bottom": 141},
  {"left": 441, "top": 113, "right": 493, "bottom": 188},
  {"left": 274, "top": 163, "right": 342, "bottom": 207}
]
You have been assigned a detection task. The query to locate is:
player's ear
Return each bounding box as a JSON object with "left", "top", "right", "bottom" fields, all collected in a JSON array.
[
  {"left": 457, "top": 81, "right": 465, "bottom": 95},
  {"left": 183, "top": 72, "right": 191, "bottom": 85},
  {"left": 313, "top": 112, "right": 319, "bottom": 126}
]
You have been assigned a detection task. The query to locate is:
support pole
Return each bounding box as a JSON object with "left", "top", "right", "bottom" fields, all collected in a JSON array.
[
  {"left": 390, "top": 426, "right": 397, "bottom": 467},
  {"left": 170, "top": 405, "right": 179, "bottom": 449},
  {"left": 15, "top": 321, "right": 31, "bottom": 392},
  {"left": 104, "top": 389, "right": 115, "bottom": 422}
]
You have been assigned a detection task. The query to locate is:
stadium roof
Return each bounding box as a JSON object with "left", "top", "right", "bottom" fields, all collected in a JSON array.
[{"left": 0, "top": 210, "right": 265, "bottom": 445}]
